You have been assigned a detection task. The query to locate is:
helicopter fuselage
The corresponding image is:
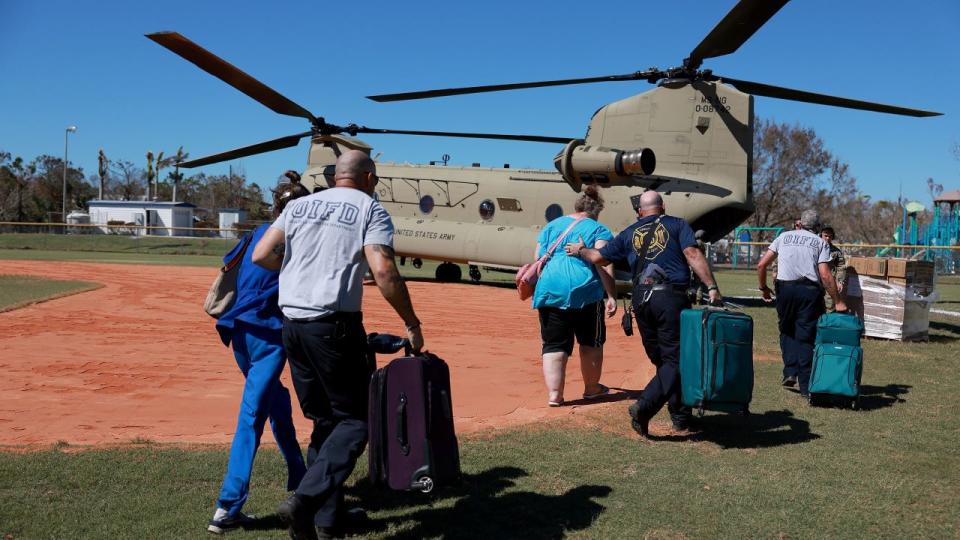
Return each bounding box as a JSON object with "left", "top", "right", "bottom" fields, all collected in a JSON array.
[{"left": 302, "top": 82, "right": 755, "bottom": 269}]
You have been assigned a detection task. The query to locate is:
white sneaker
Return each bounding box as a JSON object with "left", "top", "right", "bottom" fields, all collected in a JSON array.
[{"left": 207, "top": 507, "right": 255, "bottom": 535}]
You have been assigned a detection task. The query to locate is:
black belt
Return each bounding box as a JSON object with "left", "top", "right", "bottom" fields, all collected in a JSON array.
[
  {"left": 284, "top": 311, "right": 362, "bottom": 324},
  {"left": 776, "top": 278, "right": 821, "bottom": 288}
]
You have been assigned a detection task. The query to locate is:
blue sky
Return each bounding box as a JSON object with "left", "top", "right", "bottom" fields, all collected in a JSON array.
[{"left": 1, "top": 0, "right": 957, "bottom": 205}]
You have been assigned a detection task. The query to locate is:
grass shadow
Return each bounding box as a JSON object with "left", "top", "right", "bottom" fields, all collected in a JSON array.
[
  {"left": 856, "top": 383, "right": 911, "bottom": 411},
  {"left": 369, "top": 466, "right": 611, "bottom": 539},
  {"left": 651, "top": 409, "right": 820, "bottom": 449},
  {"left": 928, "top": 320, "right": 960, "bottom": 341}
]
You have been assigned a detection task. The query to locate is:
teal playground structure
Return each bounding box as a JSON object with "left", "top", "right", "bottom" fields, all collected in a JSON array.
[{"left": 893, "top": 192, "right": 960, "bottom": 274}]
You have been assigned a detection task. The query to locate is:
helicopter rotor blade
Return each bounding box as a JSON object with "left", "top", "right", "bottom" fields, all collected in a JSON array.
[
  {"left": 349, "top": 126, "right": 573, "bottom": 144},
  {"left": 685, "top": 0, "right": 790, "bottom": 69},
  {"left": 366, "top": 71, "right": 659, "bottom": 102},
  {"left": 714, "top": 75, "right": 942, "bottom": 117},
  {"left": 146, "top": 32, "right": 318, "bottom": 123},
  {"left": 178, "top": 131, "right": 313, "bottom": 169}
]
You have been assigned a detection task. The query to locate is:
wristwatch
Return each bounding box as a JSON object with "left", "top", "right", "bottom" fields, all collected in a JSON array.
[{"left": 707, "top": 285, "right": 719, "bottom": 292}]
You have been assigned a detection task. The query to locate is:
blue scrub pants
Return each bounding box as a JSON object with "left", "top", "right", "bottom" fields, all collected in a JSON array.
[{"left": 217, "top": 322, "right": 306, "bottom": 516}]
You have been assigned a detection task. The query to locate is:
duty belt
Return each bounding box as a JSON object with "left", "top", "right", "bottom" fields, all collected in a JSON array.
[
  {"left": 634, "top": 283, "right": 688, "bottom": 305},
  {"left": 634, "top": 283, "right": 689, "bottom": 292}
]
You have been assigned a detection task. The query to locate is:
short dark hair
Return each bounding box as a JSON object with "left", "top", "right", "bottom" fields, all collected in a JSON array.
[{"left": 821, "top": 226, "right": 835, "bottom": 236}]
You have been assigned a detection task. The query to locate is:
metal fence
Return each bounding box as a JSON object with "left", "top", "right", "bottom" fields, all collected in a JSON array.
[
  {"left": 0, "top": 221, "right": 251, "bottom": 257},
  {"left": 726, "top": 241, "right": 960, "bottom": 274}
]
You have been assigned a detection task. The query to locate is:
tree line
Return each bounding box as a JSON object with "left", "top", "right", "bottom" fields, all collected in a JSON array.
[
  {"left": 1, "top": 119, "right": 952, "bottom": 240},
  {"left": 0, "top": 149, "right": 273, "bottom": 225}
]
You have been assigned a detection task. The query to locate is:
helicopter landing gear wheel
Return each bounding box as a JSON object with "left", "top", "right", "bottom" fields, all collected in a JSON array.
[
  {"left": 412, "top": 258, "right": 423, "bottom": 269},
  {"left": 435, "top": 262, "right": 462, "bottom": 282},
  {"left": 469, "top": 265, "right": 481, "bottom": 282}
]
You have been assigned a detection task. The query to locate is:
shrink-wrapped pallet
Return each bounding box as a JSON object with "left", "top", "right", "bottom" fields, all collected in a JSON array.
[{"left": 857, "top": 276, "right": 936, "bottom": 341}]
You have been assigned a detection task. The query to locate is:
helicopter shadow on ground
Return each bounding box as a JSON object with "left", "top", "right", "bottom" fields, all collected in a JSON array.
[
  {"left": 400, "top": 275, "right": 517, "bottom": 290},
  {"left": 649, "top": 408, "right": 820, "bottom": 448},
  {"left": 350, "top": 466, "right": 611, "bottom": 540}
]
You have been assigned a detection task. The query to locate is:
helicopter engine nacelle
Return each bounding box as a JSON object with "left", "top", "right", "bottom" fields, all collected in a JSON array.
[{"left": 553, "top": 139, "right": 656, "bottom": 192}]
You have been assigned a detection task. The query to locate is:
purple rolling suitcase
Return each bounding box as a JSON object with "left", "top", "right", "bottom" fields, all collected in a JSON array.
[{"left": 367, "top": 352, "right": 461, "bottom": 493}]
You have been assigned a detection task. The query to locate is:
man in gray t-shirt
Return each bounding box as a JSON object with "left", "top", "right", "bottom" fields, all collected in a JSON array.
[
  {"left": 757, "top": 209, "right": 846, "bottom": 398},
  {"left": 252, "top": 150, "right": 424, "bottom": 538}
]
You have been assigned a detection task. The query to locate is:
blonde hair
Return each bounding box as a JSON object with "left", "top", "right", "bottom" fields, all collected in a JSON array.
[{"left": 574, "top": 185, "right": 604, "bottom": 218}]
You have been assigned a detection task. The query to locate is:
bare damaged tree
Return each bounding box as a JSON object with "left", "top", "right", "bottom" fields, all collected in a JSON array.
[
  {"left": 110, "top": 160, "right": 146, "bottom": 201},
  {"left": 749, "top": 118, "right": 833, "bottom": 239}
]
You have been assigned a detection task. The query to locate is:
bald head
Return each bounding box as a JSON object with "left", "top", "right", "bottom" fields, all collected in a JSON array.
[
  {"left": 637, "top": 190, "right": 664, "bottom": 217},
  {"left": 334, "top": 150, "right": 377, "bottom": 194}
]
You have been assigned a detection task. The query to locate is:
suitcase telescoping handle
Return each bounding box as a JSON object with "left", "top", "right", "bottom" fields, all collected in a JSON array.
[{"left": 396, "top": 393, "right": 410, "bottom": 456}]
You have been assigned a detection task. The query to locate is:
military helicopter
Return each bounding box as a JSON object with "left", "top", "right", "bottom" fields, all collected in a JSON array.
[{"left": 147, "top": 0, "right": 939, "bottom": 283}]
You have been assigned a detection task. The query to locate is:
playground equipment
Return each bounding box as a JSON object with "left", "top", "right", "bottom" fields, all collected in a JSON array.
[
  {"left": 731, "top": 227, "right": 784, "bottom": 268},
  {"left": 894, "top": 194, "right": 960, "bottom": 274}
]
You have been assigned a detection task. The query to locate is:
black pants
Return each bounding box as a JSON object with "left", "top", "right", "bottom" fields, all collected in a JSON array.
[
  {"left": 282, "top": 313, "right": 373, "bottom": 528},
  {"left": 775, "top": 282, "right": 824, "bottom": 393},
  {"left": 633, "top": 290, "right": 691, "bottom": 425}
]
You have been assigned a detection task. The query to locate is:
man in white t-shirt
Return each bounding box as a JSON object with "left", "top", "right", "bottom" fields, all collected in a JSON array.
[
  {"left": 757, "top": 209, "right": 846, "bottom": 399},
  {"left": 252, "top": 150, "right": 424, "bottom": 539}
]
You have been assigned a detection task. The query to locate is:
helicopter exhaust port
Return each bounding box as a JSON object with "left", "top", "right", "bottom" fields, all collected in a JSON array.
[{"left": 553, "top": 139, "right": 656, "bottom": 192}]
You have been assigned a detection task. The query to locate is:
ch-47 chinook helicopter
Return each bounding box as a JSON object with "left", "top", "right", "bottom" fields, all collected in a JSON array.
[{"left": 148, "top": 0, "right": 939, "bottom": 283}]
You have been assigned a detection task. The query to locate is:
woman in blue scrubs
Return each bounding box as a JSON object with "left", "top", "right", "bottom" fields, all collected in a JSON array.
[{"left": 207, "top": 172, "right": 310, "bottom": 534}]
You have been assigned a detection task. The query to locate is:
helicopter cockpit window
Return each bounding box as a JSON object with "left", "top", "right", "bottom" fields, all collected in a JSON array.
[
  {"left": 419, "top": 195, "right": 435, "bottom": 215},
  {"left": 479, "top": 199, "right": 495, "bottom": 221},
  {"left": 545, "top": 204, "right": 563, "bottom": 222}
]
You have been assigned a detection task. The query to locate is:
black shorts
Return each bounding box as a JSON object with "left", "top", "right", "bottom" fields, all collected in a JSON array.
[{"left": 538, "top": 301, "right": 606, "bottom": 355}]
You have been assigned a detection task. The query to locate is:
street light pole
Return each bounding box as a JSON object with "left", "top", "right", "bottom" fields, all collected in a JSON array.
[{"left": 62, "top": 125, "right": 77, "bottom": 224}]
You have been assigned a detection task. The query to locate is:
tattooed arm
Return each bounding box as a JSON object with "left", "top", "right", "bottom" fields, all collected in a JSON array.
[{"left": 364, "top": 243, "right": 423, "bottom": 351}]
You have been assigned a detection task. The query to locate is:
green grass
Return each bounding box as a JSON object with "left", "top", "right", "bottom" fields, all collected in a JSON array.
[
  {"left": 1, "top": 300, "right": 958, "bottom": 539},
  {"left": 0, "top": 232, "right": 236, "bottom": 256},
  {"left": 0, "top": 275, "right": 100, "bottom": 312}
]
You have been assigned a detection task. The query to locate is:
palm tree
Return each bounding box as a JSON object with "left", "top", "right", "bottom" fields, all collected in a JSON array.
[{"left": 145, "top": 151, "right": 155, "bottom": 201}]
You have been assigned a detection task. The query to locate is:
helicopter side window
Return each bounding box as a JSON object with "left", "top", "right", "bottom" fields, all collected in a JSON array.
[
  {"left": 479, "top": 199, "right": 495, "bottom": 221},
  {"left": 545, "top": 203, "right": 563, "bottom": 223},
  {"left": 419, "top": 195, "right": 435, "bottom": 215}
]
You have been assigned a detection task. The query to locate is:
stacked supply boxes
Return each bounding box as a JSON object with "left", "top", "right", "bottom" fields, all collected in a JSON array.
[{"left": 845, "top": 257, "right": 937, "bottom": 341}]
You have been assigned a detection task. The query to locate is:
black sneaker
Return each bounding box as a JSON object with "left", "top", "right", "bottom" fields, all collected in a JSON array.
[
  {"left": 627, "top": 402, "right": 651, "bottom": 438},
  {"left": 781, "top": 375, "right": 798, "bottom": 387},
  {"left": 277, "top": 495, "right": 319, "bottom": 540},
  {"left": 207, "top": 508, "right": 255, "bottom": 535}
]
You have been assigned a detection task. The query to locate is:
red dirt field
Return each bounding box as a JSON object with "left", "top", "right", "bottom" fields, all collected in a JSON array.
[{"left": 0, "top": 260, "right": 653, "bottom": 447}]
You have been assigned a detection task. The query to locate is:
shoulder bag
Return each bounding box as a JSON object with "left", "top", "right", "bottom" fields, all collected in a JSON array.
[
  {"left": 516, "top": 216, "right": 585, "bottom": 301},
  {"left": 204, "top": 233, "right": 253, "bottom": 319}
]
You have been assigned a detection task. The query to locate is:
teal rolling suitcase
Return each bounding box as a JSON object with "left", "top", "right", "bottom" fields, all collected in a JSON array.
[
  {"left": 809, "top": 344, "right": 863, "bottom": 408},
  {"left": 816, "top": 312, "right": 864, "bottom": 347},
  {"left": 680, "top": 308, "right": 754, "bottom": 415}
]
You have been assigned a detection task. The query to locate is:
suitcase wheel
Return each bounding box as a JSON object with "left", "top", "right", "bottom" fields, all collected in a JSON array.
[
  {"left": 412, "top": 476, "right": 434, "bottom": 493},
  {"left": 851, "top": 398, "right": 859, "bottom": 411}
]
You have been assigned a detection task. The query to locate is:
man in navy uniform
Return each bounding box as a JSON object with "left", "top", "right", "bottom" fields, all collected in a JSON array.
[
  {"left": 567, "top": 190, "right": 721, "bottom": 438},
  {"left": 757, "top": 209, "right": 847, "bottom": 398}
]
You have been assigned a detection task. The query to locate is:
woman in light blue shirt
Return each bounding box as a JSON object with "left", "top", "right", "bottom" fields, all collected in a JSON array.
[{"left": 533, "top": 186, "right": 617, "bottom": 406}]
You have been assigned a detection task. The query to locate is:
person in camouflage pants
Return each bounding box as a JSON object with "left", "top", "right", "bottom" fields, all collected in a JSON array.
[{"left": 820, "top": 227, "right": 847, "bottom": 312}]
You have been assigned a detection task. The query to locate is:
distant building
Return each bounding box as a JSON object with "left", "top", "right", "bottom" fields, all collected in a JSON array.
[
  {"left": 218, "top": 209, "right": 247, "bottom": 238},
  {"left": 87, "top": 200, "right": 196, "bottom": 236}
]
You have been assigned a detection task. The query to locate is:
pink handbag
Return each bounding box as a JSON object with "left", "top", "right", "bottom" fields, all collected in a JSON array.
[{"left": 516, "top": 216, "right": 584, "bottom": 300}]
